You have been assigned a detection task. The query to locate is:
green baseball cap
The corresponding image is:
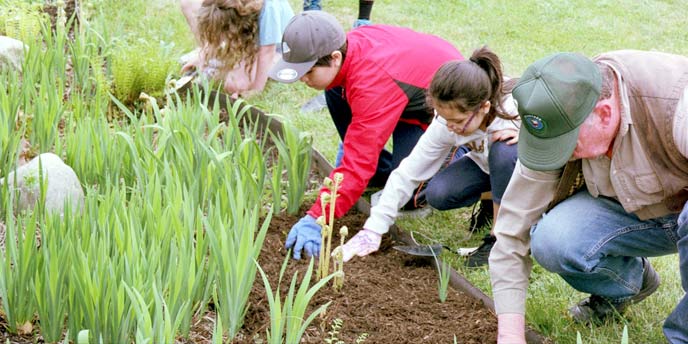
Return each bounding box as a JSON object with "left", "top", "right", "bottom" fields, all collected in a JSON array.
[
  {"left": 268, "top": 11, "right": 346, "bottom": 83},
  {"left": 513, "top": 52, "right": 602, "bottom": 171}
]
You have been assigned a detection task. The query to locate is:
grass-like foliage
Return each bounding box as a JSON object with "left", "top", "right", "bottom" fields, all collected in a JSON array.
[
  {"left": 270, "top": 122, "right": 313, "bottom": 215},
  {"left": 257, "top": 255, "right": 335, "bottom": 344},
  {"left": 429, "top": 246, "right": 451, "bottom": 303}
]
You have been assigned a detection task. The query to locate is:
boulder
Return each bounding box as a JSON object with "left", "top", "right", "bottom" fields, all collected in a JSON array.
[
  {"left": 1, "top": 153, "right": 84, "bottom": 215},
  {"left": 0, "top": 36, "right": 27, "bottom": 73}
]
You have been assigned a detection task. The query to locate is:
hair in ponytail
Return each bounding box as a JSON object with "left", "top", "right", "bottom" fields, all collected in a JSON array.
[{"left": 428, "top": 46, "right": 517, "bottom": 124}]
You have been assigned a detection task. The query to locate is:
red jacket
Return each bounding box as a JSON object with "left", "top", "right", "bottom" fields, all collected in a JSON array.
[{"left": 308, "top": 25, "right": 463, "bottom": 219}]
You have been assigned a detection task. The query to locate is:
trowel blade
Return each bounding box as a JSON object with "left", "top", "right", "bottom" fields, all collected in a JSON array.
[{"left": 393, "top": 244, "right": 444, "bottom": 257}]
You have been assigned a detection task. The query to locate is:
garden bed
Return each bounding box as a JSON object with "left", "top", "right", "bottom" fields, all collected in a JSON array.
[{"left": 242, "top": 210, "right": 498, "bottom": 343}]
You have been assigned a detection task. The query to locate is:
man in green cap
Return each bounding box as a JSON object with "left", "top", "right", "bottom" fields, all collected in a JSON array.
[{"left": 488, "top": 50, "right": 688, "bottom": 343}]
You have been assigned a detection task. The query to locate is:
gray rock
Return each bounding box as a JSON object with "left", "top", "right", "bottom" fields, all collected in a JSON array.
[
  {"left": 300, "top": 93, "right": 327, "bottom": 113},
  {"left": 1, "top": 153, "right": 84, "bottom": 215},
  {"left": 0, "top": 36, "right": 27, "bottom": 73}
]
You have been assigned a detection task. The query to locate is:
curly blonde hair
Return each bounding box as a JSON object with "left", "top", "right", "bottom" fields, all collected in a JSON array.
[{"left": 197, "top": 0, "right": 263, "bottom": 75}]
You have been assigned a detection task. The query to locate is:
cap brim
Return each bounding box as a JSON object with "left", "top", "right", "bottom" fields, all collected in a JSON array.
[
  {"left": 268, "top": 58, "right": 317, "bottom": 83},
  {"left": 517, "top": 126, "right": 580, "bottom": 171}
]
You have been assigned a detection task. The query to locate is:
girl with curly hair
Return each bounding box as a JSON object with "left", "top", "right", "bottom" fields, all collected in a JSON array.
[{"left": 180, "top": 0, "right": 293, "bottom": 97}]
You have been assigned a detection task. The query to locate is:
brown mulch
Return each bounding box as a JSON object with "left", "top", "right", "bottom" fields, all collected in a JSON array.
[{"left": 239, "top": 210, "right": 498, "bottom": 344}]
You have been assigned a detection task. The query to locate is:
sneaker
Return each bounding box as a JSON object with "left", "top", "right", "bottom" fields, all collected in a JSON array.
[
  {"left": 568, "top": 258, "right": 660, "bottom": 323},
  {"left": 468, "top": 200, "right": 493, "bottom": 233},
  {"left": 464, "top": 234, "right": 496, "bottom": 267}
]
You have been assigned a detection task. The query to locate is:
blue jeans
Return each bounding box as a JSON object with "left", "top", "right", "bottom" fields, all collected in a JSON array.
[
  {"left": 302, "top": 0, "right": 321, "bottom": 10},
  {"left": 424, "top": 140, "right": 518, "bottom": 209},
  {"left": 325, "top": 87, "right": 425, "bottom": 188},
  {"left": 529, "top": 190, "right": 687, "bottom": 343}
]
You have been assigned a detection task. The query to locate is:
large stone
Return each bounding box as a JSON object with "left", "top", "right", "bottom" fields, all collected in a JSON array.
[
  {"left": 1, "top": 153, "right": 84, "bottom": 215},
  {"left": 0, "top": 36, "right": 27, "bottom": 73}
]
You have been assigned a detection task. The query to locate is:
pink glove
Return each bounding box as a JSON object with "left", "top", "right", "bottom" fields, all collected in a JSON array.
[
  {"left": 497, "top": 313, "right": 526, "bottom": 344},
  {"left": 338, "top": 229, "right": 381, "bottom": 262}
]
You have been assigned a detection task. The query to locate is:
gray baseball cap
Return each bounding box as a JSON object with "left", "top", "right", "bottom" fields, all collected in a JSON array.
[{"left": 269, "top": 11, "right": 346, "bottom": 83}]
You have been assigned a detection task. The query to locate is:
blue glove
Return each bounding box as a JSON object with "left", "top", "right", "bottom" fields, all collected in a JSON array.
[
  {"left": 334, "top": 142, "right": 344, "bottom": 167},
  {"left": 353, "top": 19, "right": 372, "bottom": 28},
  {"left": 285, "top": 215, "right": 322, "bottom": 260},
  {"left": 679, "top": 202, "right": 688, "bottom": 228}
]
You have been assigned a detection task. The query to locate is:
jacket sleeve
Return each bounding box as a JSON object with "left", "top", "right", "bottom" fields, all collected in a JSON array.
[
  {"left": 308, "top": 63, "right": 410, "bottom": 219},
  {"left": 363, "top": 121, "right": 454, "bottom": 234},
  {"left": 489, "top": 161, "right": 561, "bottom": 315}
]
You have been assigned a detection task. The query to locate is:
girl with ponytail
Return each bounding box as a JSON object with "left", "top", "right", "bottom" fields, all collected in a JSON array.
[{"left": 340, "top": 46, "right": 521, "bottom": 268}]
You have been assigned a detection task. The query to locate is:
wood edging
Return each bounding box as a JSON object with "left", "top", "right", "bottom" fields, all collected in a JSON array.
[{"left": 208, "top": 91, "right": 550, "bottom": 344}]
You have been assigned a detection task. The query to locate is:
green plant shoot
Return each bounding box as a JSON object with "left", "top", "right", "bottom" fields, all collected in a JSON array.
[
  {"left": 430, "top": 245, "right": 451, "bottom": 303},
  {"left": 317, "top": 172, "right": 343, "bottom": 281}
]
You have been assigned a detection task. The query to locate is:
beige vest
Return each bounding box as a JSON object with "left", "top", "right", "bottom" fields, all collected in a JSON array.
[{"left": 550, "top": 51, "right": 688, "bottom": 214}]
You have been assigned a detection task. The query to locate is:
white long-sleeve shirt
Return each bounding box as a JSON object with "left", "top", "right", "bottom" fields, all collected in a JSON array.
[{"left": 363, "top": 94, "right": 520, "bottom": 235}]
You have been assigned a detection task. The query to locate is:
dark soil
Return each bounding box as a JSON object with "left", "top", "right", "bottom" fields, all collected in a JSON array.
[{"left": 239, "top": 210, "right": 498, "bottom": 344}]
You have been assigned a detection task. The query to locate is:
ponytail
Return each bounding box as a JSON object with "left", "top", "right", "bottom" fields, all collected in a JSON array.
[{"left": 428, "top": 46, "right": 517, "bottom": 124}]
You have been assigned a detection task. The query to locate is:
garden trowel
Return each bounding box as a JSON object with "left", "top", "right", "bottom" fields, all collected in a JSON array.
[
  {"left": 393, "top": 243, "right": 448, "bottom": 257},
  {"left": 392, "top": 243, "right": 477, "bottom": 257}
]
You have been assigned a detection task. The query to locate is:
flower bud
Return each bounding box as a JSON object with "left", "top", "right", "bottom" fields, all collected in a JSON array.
[
  {"left": 324, "top": 177, "right": 334, "bottom": 189},
  {"left": 339, "top": 226, "right": 348, "bottom": 238},
  {"left": 334, "top": 172, "right": 344, "bottom": 185},
  {"left": 321, "top": 192, "right": 331, "bottom": 204}
]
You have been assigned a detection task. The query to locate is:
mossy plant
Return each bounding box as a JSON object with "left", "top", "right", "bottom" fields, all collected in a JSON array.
[
  {"left": 0, "top": 1, "right": 46, "bottom": 44},
  {"left": 110, "top": 39, "right": 177, "bottom": 105}
]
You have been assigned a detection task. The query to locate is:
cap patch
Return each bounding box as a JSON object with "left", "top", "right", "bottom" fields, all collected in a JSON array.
[
  {"left": 524, "top": 114, "right": 546, "bottom": 131},
  {"left": 276, "top": 68, "right": 298, "bottom": 81}
]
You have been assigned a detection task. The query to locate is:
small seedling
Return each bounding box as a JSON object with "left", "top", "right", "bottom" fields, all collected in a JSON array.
[
  {"left": 430, "top": 245, "right": 451, "bottom": 303},
  {"left": 317, "top": 173, "right": 344, "bottom": 281},
  {"left": 332, "top": 226, "right": 348, "bottom": 291}
]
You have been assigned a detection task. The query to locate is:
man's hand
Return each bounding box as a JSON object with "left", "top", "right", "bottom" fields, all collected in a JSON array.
[
  {"left": 491, "top": 129, "right": 519, "bottom": 145},
  {"left": 497, "top": 313, "right": 526, "bottom": 344},
  {"left": 337, "top": 229, "right": 381, "bottom": 262},
  {"left": 285, "top": 215, "right": 322, "bottom": 260},
  {"left": 679, "top": 201, "right": 688, "bottom": 227}
]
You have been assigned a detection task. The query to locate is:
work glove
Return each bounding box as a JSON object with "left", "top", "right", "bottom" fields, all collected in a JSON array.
[
  {"left": 338, "top": 229, "right": 381, "bottom": 262},
  {"left": 497, "top": 313, "right": 526, "bottom": 344},
  {"left": 353, "top": 18, "right": 372, "bottom": 28},
  {"left": 679, "top": 201, "right": 688, "bottom": 227},
  {"left": 285, "top": 215, "right": 321, "bottom": 260}
]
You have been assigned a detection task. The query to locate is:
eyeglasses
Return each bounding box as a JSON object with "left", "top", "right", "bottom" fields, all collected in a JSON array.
[{"left": 433, "top": 106, "right": 481, "bottom": 134}]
